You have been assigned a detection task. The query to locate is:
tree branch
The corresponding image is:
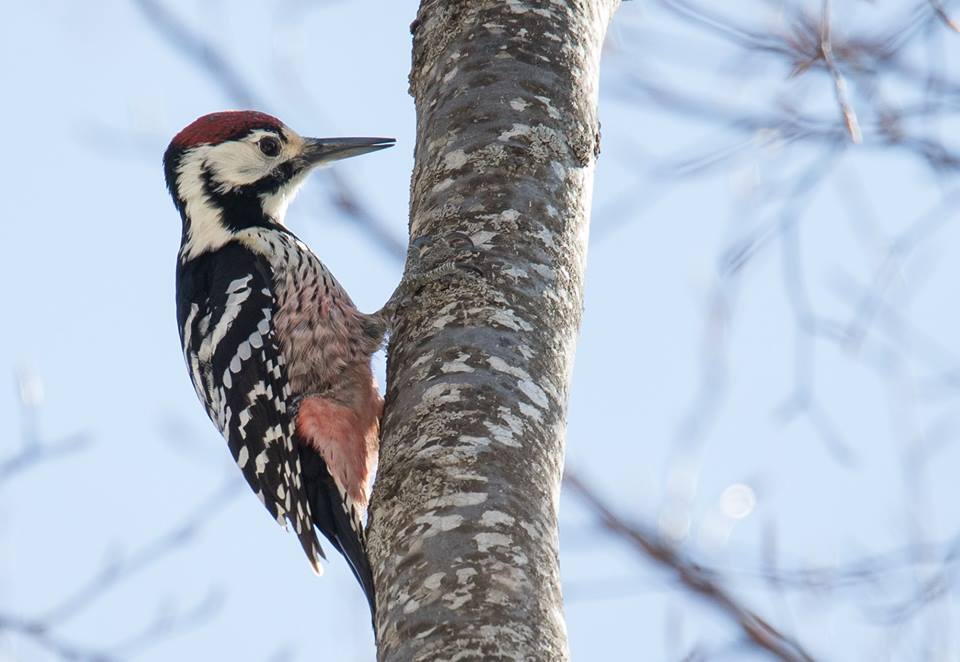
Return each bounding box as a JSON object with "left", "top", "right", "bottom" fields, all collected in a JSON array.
[{"left": 563, "top": 472, "right": 817, "bottom": 662}]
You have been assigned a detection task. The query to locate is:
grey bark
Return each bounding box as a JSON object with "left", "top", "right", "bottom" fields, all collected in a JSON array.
[{"left": 368, "top": 1, "right": 619, "bottom": 659}]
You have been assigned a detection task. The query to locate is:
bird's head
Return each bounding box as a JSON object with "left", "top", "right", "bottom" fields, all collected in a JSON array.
[{"left": 163, "top": 110, "right": 394, "bottom": 261}]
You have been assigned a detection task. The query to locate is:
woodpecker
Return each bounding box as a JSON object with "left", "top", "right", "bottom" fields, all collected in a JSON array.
[{"left": 164, "top": 111, "right": 395, "bottom": 612}]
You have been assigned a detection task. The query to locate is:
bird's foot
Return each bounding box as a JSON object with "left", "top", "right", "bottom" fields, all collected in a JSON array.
[{"left": 378, "top": 231, "right": 484, "bottom": 325}]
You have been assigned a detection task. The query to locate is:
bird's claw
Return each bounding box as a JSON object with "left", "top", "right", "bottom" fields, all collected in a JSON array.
[{"left": 380, "top": 232, "right": 485, "bottom": 325}]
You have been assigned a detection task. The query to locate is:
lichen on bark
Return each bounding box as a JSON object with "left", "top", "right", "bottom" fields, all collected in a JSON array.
[{"left": 368, "top": 1, "right": 619, "bottom": 659}]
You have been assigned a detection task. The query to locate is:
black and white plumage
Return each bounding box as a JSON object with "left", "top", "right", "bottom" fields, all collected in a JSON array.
[{"left": 164, "top": 111, "right": 395, "bottom": 614}]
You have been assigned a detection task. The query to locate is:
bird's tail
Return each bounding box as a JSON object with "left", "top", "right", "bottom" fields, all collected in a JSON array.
[
  {"left": 297, "top": 444, "right": 377, "bottom": 627},
  {"left": 326, "top": 479, "right": 376, "bottom": 617}
]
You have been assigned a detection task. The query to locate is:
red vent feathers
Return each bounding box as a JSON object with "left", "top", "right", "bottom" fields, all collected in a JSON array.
[{"left": 171, "top": 111, "right": 284, "bottom": 148}]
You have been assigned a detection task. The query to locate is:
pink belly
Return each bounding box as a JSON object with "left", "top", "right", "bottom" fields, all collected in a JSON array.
[{"left": 295, "top": 384, "right": 382, "bottom": 507}]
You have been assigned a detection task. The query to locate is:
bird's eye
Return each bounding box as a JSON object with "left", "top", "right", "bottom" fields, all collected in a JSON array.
[{"left": 258, "top": 136, "right": 281, "bottom": 157}]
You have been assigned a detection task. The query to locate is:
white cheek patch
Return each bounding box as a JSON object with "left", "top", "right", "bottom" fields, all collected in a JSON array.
[
  {"left": 204, "top": 140, "right": 274, "bottom": 192},
  {"left": 177, "top": 147, "right": 233, "bottom": 261}
]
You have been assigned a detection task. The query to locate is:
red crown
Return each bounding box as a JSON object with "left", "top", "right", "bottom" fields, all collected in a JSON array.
[{"left": 171, "top": 111, "right": 284, "bottom": 148}]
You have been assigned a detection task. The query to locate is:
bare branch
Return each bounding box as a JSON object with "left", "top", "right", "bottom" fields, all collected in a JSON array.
[
  {"left": 131, "top": 0, "right": 258, "bottom": 107},
  {"left": 0, "top": 612, "right": 115, "bottom": 662},
  {"left": 0, "top": 433, "right": 90, "bottom": 485},
  {"left": 819, "top": 0, "right": 862, "bottom": 143},
  {"left": 929, "top": 0, "right": 960, "bottom": 32},
  {"left": 39, "top": 476, "right": 242, "bottom": 625},
  {"left": 563, "top": 471, "right": 817, "bottom": 662}
]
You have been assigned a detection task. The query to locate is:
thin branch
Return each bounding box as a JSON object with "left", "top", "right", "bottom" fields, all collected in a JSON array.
[
  {"left": 930, "top": 0, "right": 960, "bottom": 32},
  {"left": 0, "top": 613, "right": 115, "bottom": 662},
  {"left": 107, "top": 587, "right": 225, "bottom": 657},
  {"left": 564, "top": 471, "right": 817, "bottom": 662},
  {"left": 819, "top": 0, "right": 862, "bottom": 143},
  {"left": 0, "top": 433, "right": 90, "bottom": 485},
  {"left": 39, "top": 476, "right": 242, "bottom": 625},
  {"left": 131, "top": 0, "right": 257, "bottom": 107}
]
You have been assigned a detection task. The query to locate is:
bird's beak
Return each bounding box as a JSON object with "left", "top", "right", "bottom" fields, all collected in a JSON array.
[{"left": 301, "top": 137, "right": 396, "bottom": 166}]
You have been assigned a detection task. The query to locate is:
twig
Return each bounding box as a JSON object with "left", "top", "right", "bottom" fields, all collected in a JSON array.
[
  {"left": 39, "top": 476, "right": 242, "bottom": 625},
  {"left": 0, "top": 613, "right": 115, "bottom": 662},
  {"left": 819, "top": 0, "right": 862, "bottom": 143},
  {"left": 0, "top": 433, "right": 90, "bottom": 485},
  {"left": 564, "top": 471, "right": 818, "bottom": 662},
  {"left": 929, "top": 0, "right": 960, "bottom": 32},
  {"left": 108, "top": 588, "right": 225, "bottom": 657},
  {"left": 131, "top": 0, "right": 257, "bottom": 107}
]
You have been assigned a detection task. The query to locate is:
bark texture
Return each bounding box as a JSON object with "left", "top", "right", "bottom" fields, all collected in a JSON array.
[{"left": 368, "top": 1, "right": 618, "bottom": 659}]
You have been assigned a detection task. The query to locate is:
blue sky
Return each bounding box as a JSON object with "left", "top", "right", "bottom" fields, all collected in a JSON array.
[{"left": 2, "top": 1, "right": 959, "bottom": 660}]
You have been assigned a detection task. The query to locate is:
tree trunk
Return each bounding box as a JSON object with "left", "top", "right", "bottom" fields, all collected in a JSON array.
[{"left": 368, "top": 1, "right": 619, "bottom": 659}]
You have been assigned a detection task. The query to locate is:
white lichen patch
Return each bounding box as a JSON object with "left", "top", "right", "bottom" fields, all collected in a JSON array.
[
  {"left": 469, "top": 230, "right": 499, "bottom": 250},
  {"left": 475, "top": 531, "right": 513, "bottom": 553},
  {"left": 443, "top": 149, "right": 468, "bottom": 170},
  {"left": 519, "top": 401, "right": 543, "bottom": 423},
  {"left": 499, "top": 408, "right": 525, "bottom": 435},
  {"left": 423, "top": 572, "right": 446, "bottom": 591},
  {"left": 442, "top": 67, "right": 459, "bottom": 84},
  {"left": 411, "top": 350, "right": 436, "bottom": 371},
  {"left": 504, "top": 0, "right": 555, "bottom": 17},
  {"left": 480, "top": 510, "right": 516, "bottom": 527},
  {"left": 414, "top": 512, "right": 464, "bottom": 538},
  {"left": 534, "top": 90, "right": 561, "bottom": 122},
  {"left": 431, "top": 310, "right": 459, "bottom": 330},
  {"left": 519, "top": 520, "right": 542, "bottom": 540},
  {"left": 427, "top": 492, "right": 488, "bottom": 508},
  {"left": 515, "top": 344, "right": 534, "bottom": 360},
  {"left": 498, "top": 123, "right": 531, "bottom": 142},
  {"left": 488, "top": 307, "right": 534, "bottom": 332},
  {"left": 441, "top": 352, "right": 475, "bottom": 373},
  {"left": 487, "top": 356, "right": 549, "bottom": 409},
  {"left": 415, "top": 626, "right": 438, "bottom": 640},
  {"left": 444, "top": 590, "right": 473, "bottom": 611},
  {"left": 536, "top": 226, "right": 557, "bottom": 249},
  {"left": 422, "top": 383, "right": 463, "bottom": 405},
  {"left": 502, "top": 265, "right": 529, "bottom": 279},
  {"left": 483, "top": 422, "right": 522, "bottom": 448},
  {"left": 518, "top": 380, "right": 549, "bottom": 409},
  {"left": 433, "top": 177, "right": 455, "bottom": 193},
  {"left": 531, "top": 263, "right": 553, "bottom": 278},
  {"left": 450, "top": 470, "right": 489, "bottom": 483},
  {"left": 509, "top": 97, "right": 530, "bottom": 111},
  {"left": 442, "top": 567, "right": 479, "bottom": 610},
  {"left": 456, "top": 434, "right": 492, "bottom": 453},
  {"left": 487, "top": 356, "right": 530, "bottom": 380}
]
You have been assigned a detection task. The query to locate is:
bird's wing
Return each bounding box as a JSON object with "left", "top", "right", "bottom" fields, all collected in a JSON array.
[{"left": 180, "top": 255, "right": 325, "bottom": 572}]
